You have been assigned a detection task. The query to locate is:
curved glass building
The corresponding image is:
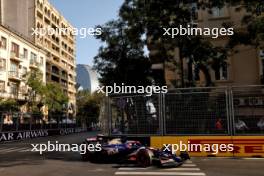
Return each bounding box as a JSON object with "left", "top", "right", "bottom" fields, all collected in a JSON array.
[{"left": 76, "top": 64, "right": 99, "bottom": 93}]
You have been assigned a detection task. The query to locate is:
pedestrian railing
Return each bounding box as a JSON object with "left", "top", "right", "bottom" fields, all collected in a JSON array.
[{"left": 0, "top": 113, "right": 78, "bottom": 132}]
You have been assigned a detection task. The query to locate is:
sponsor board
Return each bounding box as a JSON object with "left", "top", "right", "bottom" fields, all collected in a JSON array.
[
  {"left": 150, "top": 136, "right": 264, "bottom": 157},
  {"left": 0, "top": 128, "right": 87, "bottom": 142},
  {"left": 59, "top": 128, "right": 87, "bottom": 135},
  {"left": 0, "top": 130, "right": 49, "bottom": 142}
]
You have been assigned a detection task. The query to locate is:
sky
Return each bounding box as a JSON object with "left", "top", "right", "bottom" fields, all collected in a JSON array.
[{"left": 49, "top": 0, "right": 124, "bottom": 66}]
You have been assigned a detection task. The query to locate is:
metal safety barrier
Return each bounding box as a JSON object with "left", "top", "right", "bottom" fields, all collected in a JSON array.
[{"left": 104, "top": 86, "right": 264, "bottom": 136}]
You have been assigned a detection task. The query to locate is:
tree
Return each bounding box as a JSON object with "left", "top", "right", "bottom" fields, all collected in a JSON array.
[
  {"left": 193, "top": 0, "right": 263, "bottom": 47},
  {"left": 25, "top": 69, "right": 69, "bottom": 122},
  {"left": 44, "top": 82, "right": 69, "bottom": 115},
  {"left": 94, "top": 19, "right": 152, "bottom": 86},
  {"left": 0, "top": 98, "right": 19, "bottom": 112},
  {"left": 76, "top": 90, "right": 103, "bottom": 128},
  {"left": 117, "top": 0, "right": 232, "bottom": 87},
  {"left": 25, "top": 69, "right": 46, "bottom": 113}
]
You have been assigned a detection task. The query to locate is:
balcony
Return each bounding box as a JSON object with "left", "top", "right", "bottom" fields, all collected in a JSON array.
[
  {"left": 9, "top": 92, "right": 27, "bottom": 101},
  {"left": 51, "top": 66, "right": 60, "bottom": 76},
  {"left": 68, "top": 78, "right": 76, "bottom": 84},
  {"left": 8, "top": 71, "right": 22, "bottom": 81},
  {"left": 10, "top": 52, "right": 22, "bottom": 62},
  {"left": 68, "top": 86, "right": 76, "bottom": 93},
  {"left": 29, "top": 59, "right": 39, "bottom": 69}
]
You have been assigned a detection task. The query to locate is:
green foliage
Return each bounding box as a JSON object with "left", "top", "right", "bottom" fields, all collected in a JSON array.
[
  {"left": 118, "top": 0, "right": 264, "bottom": 87},
  {"left": 0, "top": 98, "right": 19, "bottom": 112},
  {"left": 94, "top": 19, "right": 152, "bottom": 86},
  {"left": 25, "top": 69, "right": 46, "bottom": 98},
  {"left": 44, "top": 82, "right": 69, "bottom": 113},
  {"left": 25, "top": 69, "right": 68, "bottom": 114},
  {"left": 183, "top": 0, "right": 264, "bottom": 49},
  {"left": 114, "top": 0, "right": 230, "bottom": 87},
  {"left": 76, "top": 90, "right": 103, "bottom": 126}
]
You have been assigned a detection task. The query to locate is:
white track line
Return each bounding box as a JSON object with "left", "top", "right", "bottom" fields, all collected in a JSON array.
[
  {"left": 18, "top": 148, "right": 32, "bottom": 152},
  {"left": 115, "top": 172, "right": 206, "bottom": 175},
  {"left": 163, "top": 168, "right": 200, "bottom": 171},
  {"left": 118, "top": 168, "right": 200, "bottom": 171},
  {"left": 118, "top": 168, "right": 148, "bottom": 170},
  {"left": 0, "top": 147, "right": 30, "bottom": 153},
  {"left": 185, "top": 160, "right": 193, "bottom": 164},
  {"left": 182, "top": 164, "right": 197, "bottom": 167},
  {"left": 0, "top": 147, "right": 20, "bottom": 153}
]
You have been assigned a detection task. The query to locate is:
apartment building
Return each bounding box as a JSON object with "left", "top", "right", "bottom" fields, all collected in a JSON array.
[
  {"left": 150, "top": 4, "right": 262, "bottom": 88},
  {"left": 35, "top": 0, "right": 76, "bottom": 113},
  {"left": 0, "top": 25, "right": 46, "bottom": 109},
  {"left": 0, "top": 0, "right": 76, "bottom": 115}
]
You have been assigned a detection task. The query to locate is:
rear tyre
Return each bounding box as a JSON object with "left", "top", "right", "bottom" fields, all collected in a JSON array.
[{"left": 180, "top": 151, "right": 190, "bottom": 160}]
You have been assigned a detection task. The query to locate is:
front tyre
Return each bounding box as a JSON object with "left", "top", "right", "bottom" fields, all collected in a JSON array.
[
  {"left": 81, "top": 152, "right": 90, "bottom": 161},
  {"left": 136, "top": 149, "right": 153, "bottom": 167}
]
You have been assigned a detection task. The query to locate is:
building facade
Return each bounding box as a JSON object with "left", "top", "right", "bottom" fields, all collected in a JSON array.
[
  {"left": 0, "top": 0, "right": 76, "bottom": 113},
  {"left": 0, "top": 25, "right": 46, "bottom": 110},
  {"left": 150, "top": 4, "right": 263, "bottom": 88},
  {"left": 76, "top": 64, "right": 99, "bottom": 93}
]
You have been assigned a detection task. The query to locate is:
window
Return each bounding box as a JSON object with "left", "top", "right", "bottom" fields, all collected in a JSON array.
[
  {"left": 0, "top": 81, "right": 5, "bottom": 92},
  {"left": 259, "top": 50, "right": 264, "bottom": 83},
  {"left": 211, "top": 7, "right": 226, "bottom": 17},
  {"left": 194, "top": 65, "right": 200, "bottom": 81},
  {"left": 23, "top": 48, "right": 28, "bottom": 59},
  {"left": 30, "top": 52, "right": 37, "bottom": 64},
  {"left": 10, "top": 62, "right": 18, "bottom": 72},
  {"left": 10, "top": 83, "right": 18, "bottom": 95},
  {"left": 190, "top": 3, "right": 198, "bottom": 20},
  {"left": 40, "top": 57, "right": 44, "bottom": 65},
  {"left": 215, "top": 62, "right": 228, "bottom": 80},
  {"left": 11, "top": 42, "right": 19, "bottom": 57},
  {"left": 22, "top": 67, "right": 27, "bottom": 75},
  {"left": 0, "top": 58, "right": 6, "bottom": 71},
  {"left": 1, "top": 37, "right": 7, "bottom": 49}
]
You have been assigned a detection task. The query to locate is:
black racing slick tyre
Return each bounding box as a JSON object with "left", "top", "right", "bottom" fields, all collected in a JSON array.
[
  {"left": 180, "top": 151, "right": 190, "bottom": 160},
  {"left": 81, "top": 152, "right": 90, "bottom": 161},
  {"left": 136, "top": 149, "right": 154, "bottom": 167},
  {"left": 81, "top": 142, "right": 92, "bottom": 161}
]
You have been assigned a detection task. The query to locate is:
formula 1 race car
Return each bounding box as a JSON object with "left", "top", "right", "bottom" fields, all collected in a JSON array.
[{"left": 81, "top": 134, "right": 190, "bottom": 168}]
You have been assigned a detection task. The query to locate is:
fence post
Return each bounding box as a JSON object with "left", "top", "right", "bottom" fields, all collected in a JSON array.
[
  {"left": 159, "top": 93, "right": 165, "bottom": 136},
  {"left": 229, "top": 87, "right": 235, "bottom": 136},
  {"left": 225, "top": 88, "right": 230, "bottom": 135},
  {"left": 107, "top": 97, "right": 111, "bottom": 136},
  {"left": 16, "top": 112, "right": 19, "bottom": 131},
  {"left": 0, "top": 114, "right": 2, "bottom": 132},
  {"left": 29, "top": 113, "right": 32, "bottom": 131}
]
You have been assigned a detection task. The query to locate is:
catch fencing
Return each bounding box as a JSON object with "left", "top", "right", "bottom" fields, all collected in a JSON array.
[{"left": 103, "top": 85, "right": 264, "bottom": 136}]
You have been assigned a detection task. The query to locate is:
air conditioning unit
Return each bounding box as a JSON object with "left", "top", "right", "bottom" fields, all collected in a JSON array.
[{"left": 234, "top": 98, "right": 245, "bottom": 106}]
